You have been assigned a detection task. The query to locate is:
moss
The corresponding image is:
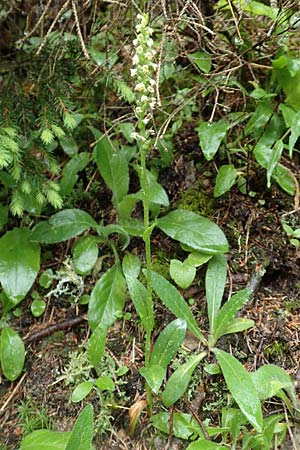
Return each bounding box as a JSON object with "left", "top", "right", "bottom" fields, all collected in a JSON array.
[
  {"left": 176, "top": 187, "right": 214, "bottom": 217},
  {"left": 264, "top": 340, "right": 289, "bottom": 358},
  {"left": 151, "top": 250, "right": 170, "bottom": 281}
]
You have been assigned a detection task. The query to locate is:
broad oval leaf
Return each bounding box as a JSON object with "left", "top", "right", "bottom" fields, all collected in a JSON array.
[
  {"left": 60, "top": 152, "right": 90, "bottom": 196},
  {"left": 122, "top": 254, "right": 141, "bottom": 279},
  {"left": 186, "top": 440, "right": 228, "bottom": 450},
  {"left": 221, "top": 317, "right": 254, "bottom": 336},
  {"left": 0, "top": 228, "right": 40, "bottom": 306},
  {"left": 140, "top": 365, "right": 165, "bottom": 394},
  {"left": 19, "top": 430, "right": 70, "bottom": 450},
  {"left": 72, "top": 236, "right": 99, "bottom": 275},
  {"left": 31, "top": 209, "right": 97, "bottom": 244},
  {"left": 205, "top": 254, "right": 227, "bottom": 337},
  {"left": 189, "top": 51, "right": 212, "bottom": 74},
  {"left": 214, "top": 164, "right": 238, "bottom": 198},
  {"left": 150, "top": 412, "right": 205, "bottom": 440},
  {"left": 212, "top": 348, "right": 263, "bottom": 432},
  {"left": 88, "top": 264, "right": 126, "bottom": 330},
  {"left": 150, "top": 318, "right": 187, "bottom": 369},
  {"left": 0, "top": 327, "right": 25, "bottom": 381},
  {"left": 197, "top": 120, "right": 228, "bottom": 161},
  {"left": 31, "top": 299, "right": 46, "bottom": 317},
  {"left": 65, "top": 405, "right": 94, "bottom": 450},
  {"left": 71, "top": 381, "right": 93, "bottom": 403},
  {"left": 169, "top": 259, "right": 196, "bottom": 289},
  {"left": 251, "top": 364, "right": 297, "bottom": 404},
  {"left": 151, "top": 271, "right": 206, "bottom": 344},
  {"left": 59, "top": 135, "right": 78, "bottom": 156},
  {"left": 93, "top": 135, "right": 129, "bottom": 206},
  {"left": 162, "top": 352, "right": 206, "bottom": 407},
  {"left": 96, "top": 376, "right": 115, "bottom": 392},
  {"left": 158, "top": 210, "right": 229, "bottom": 255}
]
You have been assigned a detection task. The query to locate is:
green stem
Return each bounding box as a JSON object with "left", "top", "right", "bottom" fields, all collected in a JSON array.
[{"left": 139, "top": 137, "right": 154, "bottom": 412}]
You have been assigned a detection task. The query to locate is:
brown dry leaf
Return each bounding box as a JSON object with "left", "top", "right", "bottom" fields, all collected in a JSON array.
[{"left": 128, "top": 399, "right": 147, "bottom": 435}]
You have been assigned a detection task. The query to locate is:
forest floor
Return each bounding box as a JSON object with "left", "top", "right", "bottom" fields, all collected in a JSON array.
[{"left": 1, "top": 132, "right": 300, "bottom": 450}]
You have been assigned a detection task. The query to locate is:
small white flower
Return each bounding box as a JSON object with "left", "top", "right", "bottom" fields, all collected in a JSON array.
[
  {"left": 131, "top": 131, "right": 138, "bottom": 140},
  {"left": 151, "top": 62, "right": 158, "bottom": 69},
  {"left": 130, "top": 68, "right": 137, "bottom": 77},
  {"left": 136, "top": 45, "right": 143, "bottom": 54},
  {"left": 145, "top": 52, "right": 153, "bottom": 61},
  {"left": 135, "top": 82, "right": 146, "bottom": 92},
  {"left": 141, "top": 65, "right": 149, "bottom": 74},
  {"left": 149, "top": 78, "right": 156, "bottom": 86},
  {"left": 143, "top": 117, "right": 150, "bottom": 124},
  {"left": 133, "top": 39, "right": 138, "bottom": 46},
  {"left": 148, "top": 27, "right": 154, "bottom": 35},
  {"left": 136, "top": 24, "right": 142, "bottom": 32},
  {"left": 147, "top": 86, "right": 154, "bottom": 93},
  {"left": 136, "top": 107, "right": 143, "bottom": 113},
  {"left": 132, "top": 54, "right": 139, "bottom": 65},
  {"left": 141, "top": 95, "right": 149, "bottom": 103},
  {"left": 149, "top": 100, "right": 156, "bottom": 109},
  {"left": 137, "top": 13, "right": 144, "bottom": 21},
  {"left": 147, "top": 38, "right": 154, "bottom": 47}
]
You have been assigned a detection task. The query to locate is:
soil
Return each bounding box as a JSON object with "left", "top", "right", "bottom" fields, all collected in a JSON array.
[{"left": 1, "top": 145, "right": 300, "bottom": 450}]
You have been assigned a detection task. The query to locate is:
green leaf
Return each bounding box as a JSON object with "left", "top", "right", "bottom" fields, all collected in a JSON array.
[
  {"left": 251, "top": 365, "right": 297, "bottom": 404},
  {"left": 221, "top": 317, "right": 254, "bottom": 335},
  {"left": 289, "top": 111, "right": 300, "bottom": 157},
  {"left": 93, "top": 135, "right": 129, "bottom": 206},
  {"left": 122, "top": 254, "right": 141, "bottom": 279},
  {"left": 162, "top": 352, "right": 206, "bottom": 407},
  {"left": 88, "top": 263, "right": 126, "bottom": 330},
  {"left": 214, "top": 164, "right": 238, "bottom": 197},
  {"left": 266, "top": 140, "right": 283, "bottom": 188},
  {"left": 124, "top": 276, "right": 153, "bottom": 333},
  {"left": 273, "top": 164, "right": 295, "bottom": 196},
  {"left": 19, "top": 430, "right": 70, "bottom": 450},
  {"left": 245, "top": 102, "right": 273, "bottom": 137},
  {"left": 59, "top": 136, "right": 78, "bottom": 156},
  {"left": 185, "top": 252, "right": 212, "bottom": 267},
  {"left": 151, "top": 271, "right": 206, "bottom": 344},
  {"left": 0, "top": 327, "right": 25, "bottom": 381},
  {"left": 72, "top": 236, "right": 99, "bottom": 275},
  {"left": 212, "top": 349, "right": 263, "bottom": 432},
  {"left": 186, "top": 440, "right": 228, "bottom": 450},
  {"left": 39, "top": 269, "right": 54, "bottom": 288},
  {"left": 158, "top": 210, "right": 229, "bottom": 255},
  {"left": 65, "top": 405, "right": 94, "bottom": 450},
  {"left": 205, "top": 254, "right": 227, "bottom": 337},
  {"left": 31, "top": 209, "right": 97, "bottom": 244},
  {"left": 135, "top": 169, "right": 169, "bottom": 206},
  {"left": 214, "top": 289, "right": 250, "bottom": 341},
  {"left": 31, "top": 299, "right": 46, "bottom": 317},
  {"left": 87, "top": 324, "right": 107, "bottom": 368},
  {"left": 60, "top": 152, "right": 90, "bottom": 196},
  {"left": 189, "top": 52, "right": 212, "bottom": 73},
  {"left": 150, "top": 319, "right": 187, "bottom": 369},
  {"left": 244, "top": 0, "right": 278, "bottom": 19},
  {"left": 0, "top": 228, "right": 40, "bottom": 306},
  {"left": 169, "top": 259, "right": 196, "bottom": 289},
  {"left": 71, "top": 382, "right": 94, "bottom": 403},
  {"left": 140, "top": 365, "right": 165, "bottom": 394},
  {"left": 96, "top": 376, "right": 115, "bottom": 391},
  {"left": 197, "top": 120, "right": 228, "bottom": 161},
  {"left": 150, "top": 412, "right": 205, "bottom": 440}
]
